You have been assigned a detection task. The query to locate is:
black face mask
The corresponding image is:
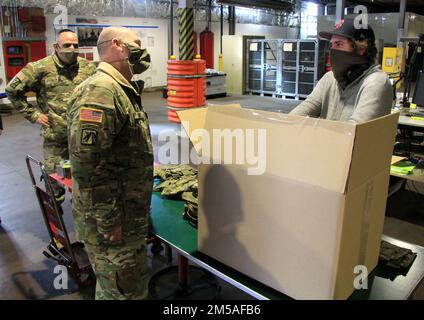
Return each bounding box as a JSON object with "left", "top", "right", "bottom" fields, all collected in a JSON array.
[{"left": 330, "top": 49, "right": 368, "bottom": 84}]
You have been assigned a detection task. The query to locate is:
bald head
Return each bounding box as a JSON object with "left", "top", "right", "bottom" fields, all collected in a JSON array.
[
  {"left": 96, "top": 27, "right": 143, "bottom": 81},
  {"left": 97, "top": 27, "right": 140, "bottom": 57}
]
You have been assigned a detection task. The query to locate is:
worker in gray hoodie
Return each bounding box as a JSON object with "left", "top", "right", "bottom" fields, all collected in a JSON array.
[{"left": 290, "top": 17, "right": 393, "bottom": 123}]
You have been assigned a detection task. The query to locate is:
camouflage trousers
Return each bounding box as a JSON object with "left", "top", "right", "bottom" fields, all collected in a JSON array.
[
  {"left": 43, "top": 141, "right": 68, "bottom": 173},
  {"left": 85, "top": 238, "right": 149, "bottom": 300},
  {"left": 43, "top": 141, "right": 68, "bottom": 196}
]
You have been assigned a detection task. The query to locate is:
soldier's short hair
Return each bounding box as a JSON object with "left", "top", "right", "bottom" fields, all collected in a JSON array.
[{"left": 57, "top": 28, "right": 76, "bottom": 36}]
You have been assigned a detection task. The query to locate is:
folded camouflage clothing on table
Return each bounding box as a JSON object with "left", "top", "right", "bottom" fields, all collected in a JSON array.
[
  {"left": 154, "top": 165, "right": 198, "bottom": 227},
  {"left": 379, "top": 240, "right": 417, "bottom": 269}
]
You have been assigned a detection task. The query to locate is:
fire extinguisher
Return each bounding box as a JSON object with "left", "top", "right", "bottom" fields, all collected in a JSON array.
[{"left": 200, "top": 27, "right": 214, "bottom": 69}]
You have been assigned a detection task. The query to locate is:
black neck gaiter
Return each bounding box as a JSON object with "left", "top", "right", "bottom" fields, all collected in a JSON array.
[{"left": 330, "top": 49, "right": 370, "bottom": 88}]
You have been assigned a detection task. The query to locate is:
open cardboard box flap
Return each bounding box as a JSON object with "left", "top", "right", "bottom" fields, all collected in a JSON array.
[
  {"left": 346, "top": 112, "right": 400, "bottom": 191},
  {"left": 178, "top": 106, "right": 399, "bottom": 194},
  {"left": 177, "top": 105, "right": 400, "bottom": 299}
]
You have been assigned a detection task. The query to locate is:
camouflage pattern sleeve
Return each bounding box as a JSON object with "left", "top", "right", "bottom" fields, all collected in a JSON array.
[
  {"left": 5, "top": 62, "right": 41, "bottom": 123},
  {"left": 68, "top": 84, "right": 124, "bottom": 235},
  {"left": 86, "top": 60, "right": 97, "bottom": 76}
]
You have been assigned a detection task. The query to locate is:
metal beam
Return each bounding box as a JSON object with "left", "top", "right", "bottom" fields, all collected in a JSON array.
[
  {"left": 398, "top": 0, "right": 407, "bottom": 29},
  {"left": 229, "top": 6, "right": 236, "bottom": 36},
  {"left": 220, "top": 4, "right": 223, "bottom": 53},
  {"left": 169, "top": 0, "right": 174, "bottom": 57},
  {"left": 398, "top": 0, "right": 407, "bottom": 45},
  {"left": 218, "top": 0, "right": 294, "bottom": 12},
  {"left": 399, "top": 0, "right": 407, "bottom": 29},
  {"left": 179, "top": 0, "right": 194, "bottom": 8},
  {"left": 317, "top": 3, "right": 325, "bottom": 17}
]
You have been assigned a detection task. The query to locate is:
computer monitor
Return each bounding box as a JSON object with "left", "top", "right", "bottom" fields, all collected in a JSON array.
[{"left": 412, "top": 70, "right": 424, "bottom": 110}]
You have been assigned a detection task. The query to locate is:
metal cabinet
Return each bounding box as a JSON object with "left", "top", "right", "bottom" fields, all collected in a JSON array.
[
  {"left": 246, "top": 39, "right": 325, "bottom": 99},
  {"left": 247, "top": 40, "right": 280, "bottom": 95}
]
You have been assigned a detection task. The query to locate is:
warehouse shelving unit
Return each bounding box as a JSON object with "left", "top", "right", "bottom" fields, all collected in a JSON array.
[{"left": 246, "top": 39, "right": 326, "bottom": 99}]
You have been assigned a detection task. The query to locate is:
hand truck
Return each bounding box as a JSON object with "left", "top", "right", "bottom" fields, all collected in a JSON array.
[{"left": 25, "top": 155, "right": 95, "bottom": 289}]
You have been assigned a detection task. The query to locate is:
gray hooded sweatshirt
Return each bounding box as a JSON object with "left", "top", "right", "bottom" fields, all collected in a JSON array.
[{"left": 289, "top": 65, "right": 393, "bottom": 123}]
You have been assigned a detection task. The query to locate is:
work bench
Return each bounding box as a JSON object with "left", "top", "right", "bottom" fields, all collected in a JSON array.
[
  {"left": 150, "top": 191, "right": 424, "bottom": 300},
  {"left": 49, "top": 175, "right": 424, "bottom": 300}
]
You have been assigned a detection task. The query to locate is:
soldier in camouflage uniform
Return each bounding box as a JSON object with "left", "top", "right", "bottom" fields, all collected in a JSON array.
[
  {"left": 68, "top": 27, "right": 152, "bottom": 300},
  {"left": 5, "top": 29, "right": 96, "bottom": 200}
]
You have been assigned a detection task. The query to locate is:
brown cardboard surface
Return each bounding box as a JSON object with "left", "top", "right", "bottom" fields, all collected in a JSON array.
[
  {"left": 207, "top": 103, "right": 242, "bottom": 109},
  {"left": 346, "top": 113, "right": 399, "bottom": 192},
  {"left": 178, "top": 107, "right": 208, "bottom": 155},
  {"left": 177, "top": 105, "right": 242, "bottom": 152},
  {"left": 202, "top": 107, "right": 356, "bottom": 193},
  {"left": 198, "top": 164, "right": 345, "bottom": 300},
  {"left": 333, "top": 170, "right": 391, "bottom": 299},
  {"left": 178, "top": 105, "right": 399, "bottom": 299}
]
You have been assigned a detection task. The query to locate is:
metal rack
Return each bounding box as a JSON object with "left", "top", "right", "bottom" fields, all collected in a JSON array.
[{"left": 246, "top": 39, "right": 326, "bottom": 99}]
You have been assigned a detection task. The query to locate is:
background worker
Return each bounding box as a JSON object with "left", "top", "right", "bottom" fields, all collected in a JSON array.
[
  {"left": 290, "top": 18, "right": 393, "bottom": 123},
  {"left": 6, "top": 29, "right": 96, "bottom": 202}
]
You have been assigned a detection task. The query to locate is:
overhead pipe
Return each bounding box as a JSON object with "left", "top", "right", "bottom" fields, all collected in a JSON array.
[
  {"left": 228, "top": 5, "right": 235, "bottom": 35},
  {"left": 8, "top": 0, "right": 296, "bottom": 28},
  {"left": 9, "top": 5, "right": 13, "bottom": 38},
  {"left": 218, "top": 3, "right": 223, "bottom": 71},
  {"left": 7, "top": 6, "right": 11, "bottom": 37},
  {"left": 398, "top": 0, "right": 407, "bottom": 45},
  {"left": 169, "top": 0, "right": 174, "bottom": 57},
  {"left": 13, "top": 3, "right": 17, "bottom": 38},
  {"left": 220, "top": 4, "right": 223, "bottom": 54},
  {"left": 4, "top": 7, "right": 10, "bottom": 37},
  {"left": 14, "top": 1, "right": 22, "bottom": 38},
  {"left": 0, "top": 6, "right": 4, "bottom": 37},
  {"left": 8, "top": 4, "right": 14, "bottom": 38},
  {"left": 207, "top": 0, "right": 212, "bottom": 30}
]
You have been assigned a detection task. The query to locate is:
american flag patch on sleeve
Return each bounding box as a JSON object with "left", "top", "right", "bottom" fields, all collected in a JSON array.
[{"left": 79, "top": 108, "right": 103, "bottom": 123}]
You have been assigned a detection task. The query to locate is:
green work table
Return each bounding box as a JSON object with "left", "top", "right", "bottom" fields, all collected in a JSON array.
[{"left": 151, "top": 192, "right": 424, "bottom": 300}]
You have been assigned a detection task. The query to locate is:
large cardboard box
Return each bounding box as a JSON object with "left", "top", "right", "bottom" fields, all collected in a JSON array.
[{"left": 178, "top": 106, "right": 399, "bottom": 300}]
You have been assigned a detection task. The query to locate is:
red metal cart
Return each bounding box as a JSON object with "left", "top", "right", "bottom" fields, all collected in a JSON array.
[{"left": 25, "top": 155, "right": 94, "bottom": 288}]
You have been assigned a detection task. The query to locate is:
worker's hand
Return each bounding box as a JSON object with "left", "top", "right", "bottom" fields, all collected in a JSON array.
[
  {"left": 36, "top": 114, "right": 50, "bottom": 127},
  {"left": 103, "top": 226, "right": 122, "bottom": 242}
]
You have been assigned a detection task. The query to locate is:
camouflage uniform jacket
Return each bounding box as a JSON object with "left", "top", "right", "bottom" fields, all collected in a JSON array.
[
  {"left": 68, "top": 62, "right": 154, "bottom": 246},
  {"left": 5, "top": 54, "right": 96, "bottom": 144}
]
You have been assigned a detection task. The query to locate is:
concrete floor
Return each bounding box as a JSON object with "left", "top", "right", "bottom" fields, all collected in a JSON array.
[{"left": 0, "top": 90, "right": 423, "bottom": 300}]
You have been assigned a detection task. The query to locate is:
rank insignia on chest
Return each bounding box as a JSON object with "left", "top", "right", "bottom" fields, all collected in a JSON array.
[
  {"left": 81, "top": 129, "right": 98, "bottom": 146},
  {"left": 79, "top": 107, "right": 103, "bottom": 123}
]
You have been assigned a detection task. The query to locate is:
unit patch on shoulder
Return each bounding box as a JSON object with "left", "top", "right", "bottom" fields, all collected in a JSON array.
[
  {"left": 79, "top": 107, "right": 103, "bottom": 124},
  {"left": 8, "top": 76, "right": 21, "bottom": 89},
  {"left": 81, "top": 129, "right": 98, "bottom": 146}
]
